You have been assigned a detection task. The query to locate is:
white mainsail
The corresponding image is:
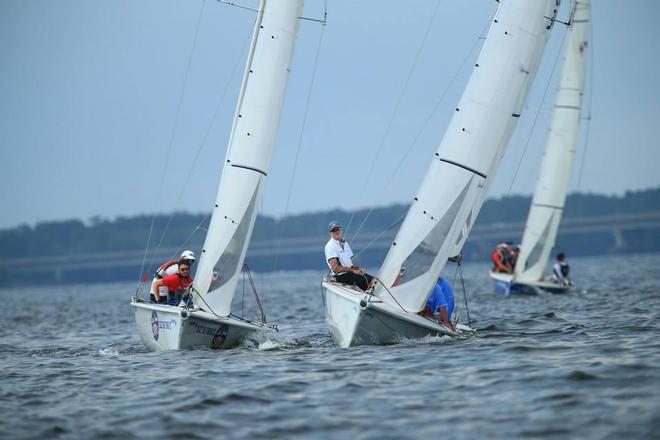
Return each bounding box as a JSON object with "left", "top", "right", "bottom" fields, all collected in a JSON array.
[
  {"left": 376, "top": 0, "right": 559, "bottom": 312},
  {"left": 193, "top": 0, "right": 303, "bottom": 316},
  {"left": 514, "top": 0, "right": 590, "bottom": 282}
]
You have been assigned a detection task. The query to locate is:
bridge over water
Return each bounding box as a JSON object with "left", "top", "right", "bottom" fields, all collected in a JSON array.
[{"left": 8, "top": 211, "right": 660, "bottom": 286}]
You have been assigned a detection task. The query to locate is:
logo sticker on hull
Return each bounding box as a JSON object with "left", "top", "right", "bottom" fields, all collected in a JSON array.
[
  {"left": 151, "top": 310, "right": 159, "bottom": 341},
  {"left": 212, "top": 325, "right": 229, "bottom": 349}
]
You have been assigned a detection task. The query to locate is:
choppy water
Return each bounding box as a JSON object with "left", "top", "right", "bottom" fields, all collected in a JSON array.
[{"left": 1, "top": 253, "right": 659, "bottom": 439}]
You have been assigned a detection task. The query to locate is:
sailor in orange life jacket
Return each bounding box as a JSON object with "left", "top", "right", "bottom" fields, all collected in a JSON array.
[
  {"left": 491, "top": 242, "right": 513, "bottom": 273},
  {"left": 151, "top": 261, "right": 194, "bottom": 304},
  {"left": 151, "top": 250, "right": 196, "bottom": 301}
]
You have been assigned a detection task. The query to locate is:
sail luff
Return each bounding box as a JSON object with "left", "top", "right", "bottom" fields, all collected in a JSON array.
[
  {"left": 376, "top": 0, "right": 558, "bottom": 312},
  {"left": 514, "top": 0, "right": 590, "bottom": 282},
  {"left": 193, "top": 0, "right": 303, "bottom": 316},
  {"left": 223, "top": 2, "right": 267, "bottom": 161}
]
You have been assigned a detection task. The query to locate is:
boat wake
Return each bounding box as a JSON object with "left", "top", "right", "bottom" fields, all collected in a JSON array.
[
  {"left": 396, "top": 334, "right": 454, "bottom": 346},
  {"left": 98, "top": 347, "right": 120, "bottom": 357},
  {"left": 240, "top": 331, "right": 333, "bottom": 351}
]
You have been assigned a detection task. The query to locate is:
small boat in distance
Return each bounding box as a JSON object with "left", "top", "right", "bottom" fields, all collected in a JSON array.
[
  {"left": 323, "top": 0, "right": 559, "bottom": 348},
  {"left": 490, "top": 0, "right": 590, "bottom": 296},
  {"left": 131, "top": 0, "right": 303, "bottom": 351}
]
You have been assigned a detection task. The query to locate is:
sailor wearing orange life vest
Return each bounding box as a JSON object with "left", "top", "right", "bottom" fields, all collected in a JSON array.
[
  {"left": 151, "top": 250, "right": 196, "bottom": 299},
  {"left": 151, "top": 260, "right": 194, "bottom": 304},
  {"left": 491, "top": 242, "right": 512, "bottom": 273}
]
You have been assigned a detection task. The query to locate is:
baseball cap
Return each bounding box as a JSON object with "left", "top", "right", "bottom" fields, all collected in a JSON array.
[
  {"left": 328, "top": 221, "right": 341, "bottom": 232},
  {"left": 180, "top": 250, "right": 196, "bottom": 261}
]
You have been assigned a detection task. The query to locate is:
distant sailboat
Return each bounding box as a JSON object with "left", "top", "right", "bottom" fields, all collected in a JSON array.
[
  {"left": 131, "top": 0, "right": 303, "bottom": 351},
  {"left": 322, "top": 0, "right": 559, "bottom": 348},
  {"left": 491, "top": 0, "right": 590, "bottom": 296}
]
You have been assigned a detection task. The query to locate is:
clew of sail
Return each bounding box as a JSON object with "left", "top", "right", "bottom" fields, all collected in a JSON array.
[
  {"left": 515, "top": 0, "right": 590, "bottom": 282},
  {"left": 376, "top": 0, "right": 559, "bottom": 312},
  {"left": 193, "top": 0, "right": 303, "bottom": 316}
]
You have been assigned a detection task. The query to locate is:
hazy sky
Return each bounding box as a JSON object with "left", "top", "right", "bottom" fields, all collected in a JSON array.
[{"left": 1, "top": 0, "right": 658, "bottom": 229}]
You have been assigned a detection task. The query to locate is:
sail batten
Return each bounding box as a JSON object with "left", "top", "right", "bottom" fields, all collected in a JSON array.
[
  {"left": 515, "top": 0, "right": 590, "bottom": 283},
  {"left": 376, "top": 0, "right": 558, "bottom": 312},
  {"left": 193, "top": 0, "right": 303, "bottom": 316}
]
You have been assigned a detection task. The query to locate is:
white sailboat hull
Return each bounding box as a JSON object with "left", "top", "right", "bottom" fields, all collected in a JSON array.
[
  {"left": 131, "top": 300, "right": 272, "bottom": 351},
  {"left": 489, "top": 272, "right": 571, "bottom": 296},
  {"left": 322, "top": 281, "right": 462, "bottom": 348}
]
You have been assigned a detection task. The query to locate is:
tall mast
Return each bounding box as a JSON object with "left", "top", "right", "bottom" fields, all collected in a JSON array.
[
  {"left": 376, "top": 0, "right": 559, "bottom": 312},
  {"left": 515, "top": 0, "right": 590, "bottom": 281},
  {"left": 193, "top": 0, "right": 303, "bottom": 316}
]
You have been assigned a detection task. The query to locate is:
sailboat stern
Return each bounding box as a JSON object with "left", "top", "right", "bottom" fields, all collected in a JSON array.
[
  {"left": 131, "top": 300, "right": 268, "bottom": 351},
  {"left": 322, "top": 282, "right": 457, "bottom": 347},
  {"left": 489, "top": 272, "right": 572, "bottom": 295},
  {"left": 133, "top": 301, "right": 185, "bottom": 351},
  {"left": 321, "top": 282, "right": 365, "bottom": 348},
  {"left": 489, "top": 272, "right": 538, "bottom": 296}
]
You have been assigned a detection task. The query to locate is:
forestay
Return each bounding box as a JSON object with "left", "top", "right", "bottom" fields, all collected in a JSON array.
[
  {"left": 376, "top": 0, "right": 559, "bottom": 312},
  {"left": 514, "top": 0, "right": 590, "bottom": 282},
  {"left": 193, "top": 0, "right": 303, "bottom": 316}
]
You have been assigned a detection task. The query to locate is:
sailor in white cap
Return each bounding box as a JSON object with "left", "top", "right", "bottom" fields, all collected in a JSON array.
[
  {"left": 150, "top": 250, "right": 196, "bottom": 303},
  {"left": 324, "top": 221, "right": 374, "bottom": 291}
]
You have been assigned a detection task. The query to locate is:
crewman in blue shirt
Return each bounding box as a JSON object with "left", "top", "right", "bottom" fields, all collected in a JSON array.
[{"left": 423, "top": 277, "right": 455, "bottom": 330}]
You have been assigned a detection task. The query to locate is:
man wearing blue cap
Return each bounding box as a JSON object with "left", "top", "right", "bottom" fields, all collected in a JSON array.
[{"left": 324, "top": 221, "right": 374, "bottom": 291}]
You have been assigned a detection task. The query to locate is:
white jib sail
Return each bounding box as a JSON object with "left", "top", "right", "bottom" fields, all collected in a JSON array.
[
  {"left": 193, "top": 0, "right": 303, "bottom": 316},
  {"left": 514, "top": 0, "right": 590, "bottom": 282},
  {"left": 376, "top": 0, "right": 559, "bottom": 312}
]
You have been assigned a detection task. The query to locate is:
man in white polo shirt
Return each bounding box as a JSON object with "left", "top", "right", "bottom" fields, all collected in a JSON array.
[{"left": 324, "top": 221, "right": 374, "bottom": 291}]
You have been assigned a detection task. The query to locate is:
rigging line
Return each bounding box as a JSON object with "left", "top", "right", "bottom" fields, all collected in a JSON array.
[
  {"left": 272, "top": 18, "right": 326, "bottom": 273},
  {"left": 136, "top": 216, "right": 157, "bottom": 297},
  {"left": 191, "top": 286, "right": 271, "bottom": 328},
  {"left": 450, "top": 260, "right": 459, "bottom": 286},
  {"left": 506, "top": 25, "right": 569, "bottom": 195},
  {"left": 299, "top": 1, "right": 329, "bottom": 26},
  {"left": 191, "top": 286, "right": 269, "bottom": 328},
  {"left": 351, "top": 211, "right": 406, "bottom": 260},
  {"left": 244, "top": 263, "right": 267, "bottom": 324},
  {"left": 577, "top": 5, "right": 594, "bottom": 191},
  {"left": 344, "top": 0, "right": 444, "bottom": 240},
  {"left": 386, "top": 24, "right": 489, "bottom": 184},
  {"left": 190, "top": 286, "right": 222, "bottom": 317},
  {"left": 136, "top": 0, "right": 207, "bottom": 293},
  {"left": 458, "top": 259, "right": 471, "bottom": 326},
  {"left": 373, "top": 276, "right": 409, "bottom": 314},
  {"left": 447, "top": 261, "right": 461, "bottom": 326},
  {"left": 241, "top": 266, "right": 246, "bottom": 317},
  {"left": 146, "top": 32, "right": 252, "bottom": 269},
  {"left": 216, "top": 0, "right": 257, "bottom": 13},
  {"left": 172, "top": 213, "right": 211, "bottom": 258},
  {"left": 347, "top": 27, "right": 486, "bottom": 245}
]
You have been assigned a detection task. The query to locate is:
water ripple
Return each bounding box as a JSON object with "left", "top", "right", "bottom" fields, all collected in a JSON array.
[{"left": 0, "top": 254, "right": 659, "bottom": 439}]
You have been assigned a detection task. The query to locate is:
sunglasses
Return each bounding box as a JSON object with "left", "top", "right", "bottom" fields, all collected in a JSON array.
[
  {"left": 330, "top": 228, "right": 341, "bottom": 232},
  {"left": 180, "top": 267, "right": 191, "bottom": 272}
]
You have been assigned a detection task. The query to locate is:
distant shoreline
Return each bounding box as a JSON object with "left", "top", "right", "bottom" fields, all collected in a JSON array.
[{"left": 2, "top": 188, "right": 659, "bottom": 286}]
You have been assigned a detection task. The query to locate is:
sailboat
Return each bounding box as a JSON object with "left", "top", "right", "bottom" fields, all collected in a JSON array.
[
  {"left": 131, "top": 0, "right": 303, "bottom": 351},
  {"left": 322, "top": 0, "right": 559, "bottom": 348},
  {"left": 490, "top": 0, "right": 590, "bottom": 296}
]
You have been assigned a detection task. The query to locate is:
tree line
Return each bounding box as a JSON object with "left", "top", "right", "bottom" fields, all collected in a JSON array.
[{"left": 3, "top": 187, "right": 659, "bottom": 258}]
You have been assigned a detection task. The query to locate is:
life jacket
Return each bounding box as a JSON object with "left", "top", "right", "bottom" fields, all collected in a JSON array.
[
  {"left": 155, "top": 259, "right": 178, "bottom": 279},
  {"left": 560, "top": 261, "right": 570, "bottom": 277},
  {"left": 169, "top": 273, "right": 193, "bottom": 291},
  {"left": 161, "top": 273, "right": 193, "bottom": 304},
  {"left": 491, "top": 249, "right": 509, "bottom": 272}
]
